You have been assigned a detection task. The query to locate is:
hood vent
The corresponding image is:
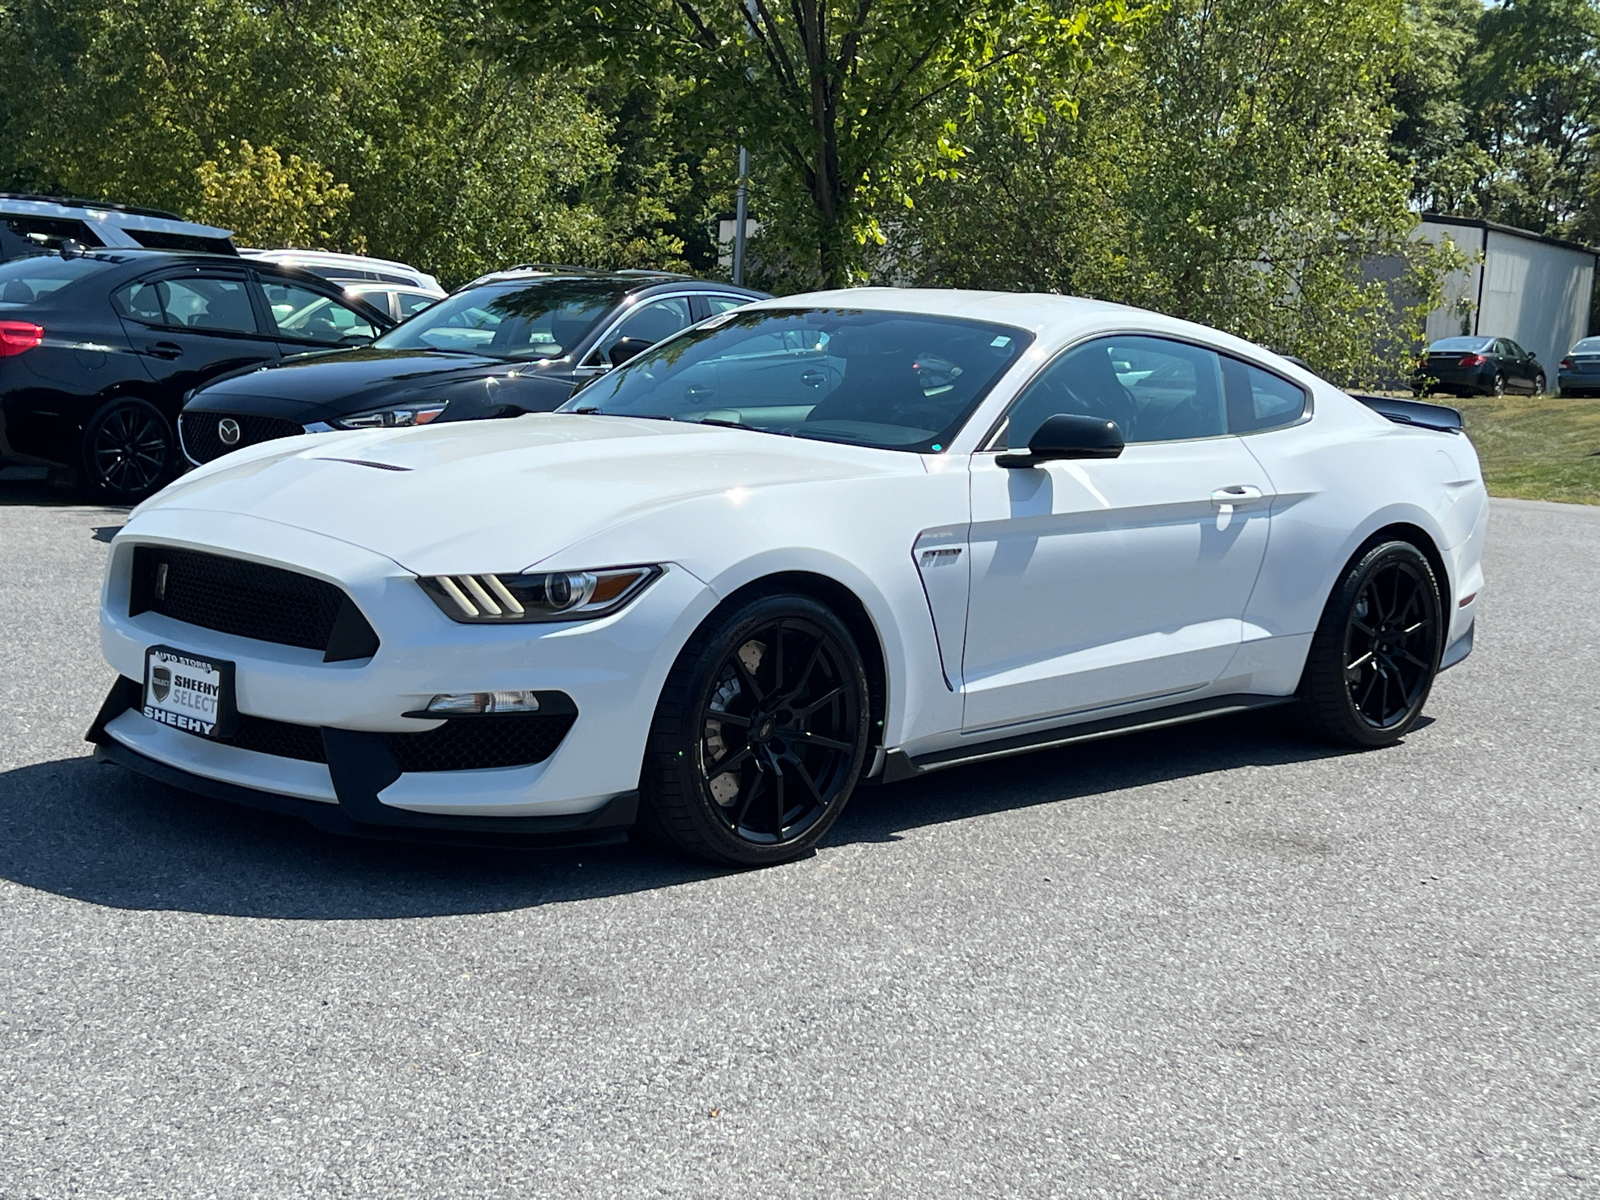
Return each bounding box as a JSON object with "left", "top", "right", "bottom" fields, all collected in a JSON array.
[{"left": 315, "top": 458, "right": 412, "bottom": 472}]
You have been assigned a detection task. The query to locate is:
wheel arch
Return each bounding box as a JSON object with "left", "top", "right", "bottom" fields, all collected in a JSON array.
[
  {"left": 1352, "top": 521, "right": 1451, "bottom": 609},
  {"left": 701, "top": 570, "right": 890, "bottom": 771}
]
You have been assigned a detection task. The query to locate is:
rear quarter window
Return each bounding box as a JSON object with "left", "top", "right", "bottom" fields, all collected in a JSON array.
[
  {"left": 1223, "top": 357, "right": 1308, "bottom": 433},
  {"left": 0, "top": 254, "right": 111, "bottom": 304}
]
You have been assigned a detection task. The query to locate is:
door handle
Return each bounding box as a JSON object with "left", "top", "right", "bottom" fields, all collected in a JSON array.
[
  {"left": 144, "top": 342, "right": 183, "bottom": 360},
  {"left": 1211, "top": 485, "right": 1264, "bottom": 513},
  {"left": 800, "top": 369, "right": 828, "bottom": 388}
]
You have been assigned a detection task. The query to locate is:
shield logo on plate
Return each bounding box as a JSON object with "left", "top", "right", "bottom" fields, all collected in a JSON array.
[
  {"left": 152, "top": 665, "right": 171, "bottom": 703},
  {"left": 218, "top": 418, "right": 241, "bottom": 446}
]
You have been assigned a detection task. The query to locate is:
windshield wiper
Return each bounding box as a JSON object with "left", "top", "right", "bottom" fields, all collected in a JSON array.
[
  {"left": 570, "top": 407, "right": 674, "bottom": 420},
  {"left": 692, "top": 417, "right": 792, "bottom": 437}
]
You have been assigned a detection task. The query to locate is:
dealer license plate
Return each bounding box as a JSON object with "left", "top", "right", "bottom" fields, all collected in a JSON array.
[{"left": 143, "top": 645, "right": 237, "bottom": 739}]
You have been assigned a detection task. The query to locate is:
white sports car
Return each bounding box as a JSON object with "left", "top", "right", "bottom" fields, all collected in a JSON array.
[{"left": 90, "top": 290, "right": 1487, "bottom": 865}]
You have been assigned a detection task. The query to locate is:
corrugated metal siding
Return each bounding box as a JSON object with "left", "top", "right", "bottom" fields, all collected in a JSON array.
[{"left": 1420, "top": 220, "right": 1596, "bottom": 378}]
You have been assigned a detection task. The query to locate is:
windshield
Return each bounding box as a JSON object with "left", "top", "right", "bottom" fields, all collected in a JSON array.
[
  {"left": 1571, "top": 338, "right": 1600, "bottom": 353},
  {"left": 1427, "top": 337, "right": 1493, "bottom": 352},
  {"left": 374, "top": 278, "right": 622, "bottom": 358},
  {"left": 561, "top": 307, "right": 1032, "bottom": 452}
]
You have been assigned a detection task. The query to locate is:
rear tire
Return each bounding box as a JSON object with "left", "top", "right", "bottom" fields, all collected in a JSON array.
[
  {"left": 81, "top": 397, "right": 174, "bottom": 503},
  {"left": 638, "top": 593, "right": 871, "bottom": 866},
  {"left": 1490, "top": 372, "right": 1506, "bottom": 397},
  {"left": 1298, "top": 541, "right": 1444, "bottom": 748}
]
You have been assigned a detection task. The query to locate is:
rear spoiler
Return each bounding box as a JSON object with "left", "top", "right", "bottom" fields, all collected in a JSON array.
[{"left": 1348, "top": 393, "right": 1464, "bottom": 435}]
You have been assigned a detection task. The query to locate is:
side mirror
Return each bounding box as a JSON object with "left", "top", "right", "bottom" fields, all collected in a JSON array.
[
  {"left": 608, "top": 337, "right": 654, "bottom": 368},
  {"left": 996, "top": 413, "right": 1124, "bottom": 468},
  {"left": 339, "top": 332, "right": 375, "bottom": 346}
]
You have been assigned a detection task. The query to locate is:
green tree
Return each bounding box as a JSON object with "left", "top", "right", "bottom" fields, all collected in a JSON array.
[
  {"left": 1390, "top": 0, "right": 1600, "bottom": 239},
  {"left": 194, "top": 140, "right": 358, "bottom": 250},
  {"left": 1390, "top": 0, "right": 1495, "bottom": 215},
  {"left": 502, "top": 0, "right": 1137, "bottom": 288},
  {"left": 0, "top": 0, "right": 693, "bottom": 284},
  {"left": 896, "top": 0, "right": 1457, "bottom": 385},
  {"left": 1467, "top": 0, "right": 1600, "bottom": 236}
]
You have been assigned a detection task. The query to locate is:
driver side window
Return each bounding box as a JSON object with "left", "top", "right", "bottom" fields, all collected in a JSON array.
[
  {"left": 996, "top": 335, "right": 1227, "bottom": 449},
  {"left": 260, "top": 280, "right": 377, "bottom": 345},
  {"left": 587, "top": 296, "right": 694, "bottom": 366}
]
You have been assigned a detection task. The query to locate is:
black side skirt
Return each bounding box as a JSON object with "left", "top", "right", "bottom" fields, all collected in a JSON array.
[{"left": 880, "top": 693, "right": 1294, "bottom": 783}]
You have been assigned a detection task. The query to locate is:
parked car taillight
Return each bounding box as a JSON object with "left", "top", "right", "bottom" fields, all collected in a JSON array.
[
  {"left": 1561, "top": 357, "right": 1574, "bottom": 370},
  {"left": 0, "top": 321, "right": 43, "bottom": 357},
  {"left": 1457, "top": 353, "right": 1487, "bottom": 367}
]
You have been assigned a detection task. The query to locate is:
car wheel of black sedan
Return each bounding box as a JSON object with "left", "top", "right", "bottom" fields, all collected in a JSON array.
[
  {"left": 1534, "top": 371, "right": 1546, "bottom": 395},
  {"left": 1299, "top": 540, "right": 1443, "bottom": 748},
  {"left": 640, "top": 593, "right": 871, "bottom": 866},
  {"left": 82, "top": 397, "right": 174, "bottom": 503},
  {"left": 1490, "top": 372, "right": 1507, "bottom": 397}
]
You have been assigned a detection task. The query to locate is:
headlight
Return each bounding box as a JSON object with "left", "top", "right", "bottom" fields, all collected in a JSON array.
[
  {"left": 419, "top": 565, "right": 663, "bottom": 623},
  {"left": 334, "top": 401, "right": 448, "bottom": 430}
]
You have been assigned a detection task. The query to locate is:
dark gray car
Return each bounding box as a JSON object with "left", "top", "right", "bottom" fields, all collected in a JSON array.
[{"left": 179, "top": 268, "right": 768, "bottom": 464}]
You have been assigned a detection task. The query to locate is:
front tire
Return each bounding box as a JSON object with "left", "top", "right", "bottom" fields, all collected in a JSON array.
[
  {"left": 1298, "top": 541, "right": 1444, "bottom": 748},
  {"left": 81, "top": 397, "right": 174, "bottom": 502},
  {"left": 1533, "top": 371, "right": 1547, "bottom": 395},
  {"left": 639, "top": 593, "right": 871, "bottom": 866}
]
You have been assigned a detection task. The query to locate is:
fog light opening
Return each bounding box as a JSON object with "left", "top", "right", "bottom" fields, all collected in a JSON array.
[{"left": 425, "top": 690, "right": 542, "bottom": 715}]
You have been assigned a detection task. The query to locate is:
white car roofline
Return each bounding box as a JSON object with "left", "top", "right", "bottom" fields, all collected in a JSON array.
[{"left": 0, "top": 195, "right": 232, "bottom": 239}]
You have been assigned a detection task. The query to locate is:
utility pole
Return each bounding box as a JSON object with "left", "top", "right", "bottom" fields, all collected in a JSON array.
[{"left": 732, "top": 146, "right": 750, "bottom": 287}]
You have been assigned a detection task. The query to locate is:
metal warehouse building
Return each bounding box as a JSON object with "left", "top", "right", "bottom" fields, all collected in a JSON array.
[{"left": 1419, "top": 214, "right": 1598, "bottom": 378}]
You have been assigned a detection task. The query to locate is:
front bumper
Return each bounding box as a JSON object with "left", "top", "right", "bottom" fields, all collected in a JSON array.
[
  {"left": 98, "top": 509, "right": 719, "bottom": 829},
  {"left": 89, "top": 678, "right": 637, "bottom": 844}
]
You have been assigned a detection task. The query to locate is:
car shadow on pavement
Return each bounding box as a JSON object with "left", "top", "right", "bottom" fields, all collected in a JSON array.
[{"left": 0, "top": 709, "right": 1368, "bottom": 921}]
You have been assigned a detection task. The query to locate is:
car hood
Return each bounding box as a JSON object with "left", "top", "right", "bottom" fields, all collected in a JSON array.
[
  {"left": 185, "top": 348, "right": 574, "bottom": 416},
  {"left": 140, "top": 414, "right": 921, "bottom": 576}
]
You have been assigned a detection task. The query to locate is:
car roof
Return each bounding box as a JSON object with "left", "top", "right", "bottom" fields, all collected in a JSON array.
[
  {"left": 36, "top": 247, "right": 392, "bottom": 302},
  {"left": 0, "top": 193, "right": 233, "bottom": 239},
  {"left": 240, "top": 249, "right": 442, "bottom": 290},
  {"left": 734, "top": 287, "right": 1332, "bottom": 386},
  {"left": 461, "top": 265, "right": 764, "bottom": 296}
]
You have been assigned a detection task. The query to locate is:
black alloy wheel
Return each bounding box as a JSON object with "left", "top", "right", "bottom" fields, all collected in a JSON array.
[
  {"left": 640, "top": 593, "right": 871, "bottom": 865},
  {"left": 1299, "top": 540, "right": 1443, "bottom": 747},
  {"left": 83, "top": 398, "right": 174, "bottom": 502}
]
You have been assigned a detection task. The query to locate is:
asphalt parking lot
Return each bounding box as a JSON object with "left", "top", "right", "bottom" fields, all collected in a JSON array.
[{"left": 1, "top": 493, "right": 1596, "bottom": 1198}]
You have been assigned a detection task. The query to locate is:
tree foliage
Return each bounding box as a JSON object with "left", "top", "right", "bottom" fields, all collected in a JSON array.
[
  {"left": 893, "top": 0, "right": 1457, "bottom": 384},
  {"left": 195, "top": 141, "right": 358, "bottom": 251},
  {"left": 1395, "top": 0, "right": 1600, "bottom": 240},
  {"left": 0, "top": 0, "right": 692, "bottom": 284},
  {"left": 503, "top": 0, "right": 1139, "bottom": 288}
]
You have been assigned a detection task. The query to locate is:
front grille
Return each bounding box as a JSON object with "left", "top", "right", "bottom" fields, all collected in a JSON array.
[
  {"left": 181, "top": 411, "right": 306, "bottom": 464},
  {"left": 163, "top": 710, "right": 576, "bottom": 772},
  {"left": 130, "top": 545, "right": 377, "bottom": 660}
]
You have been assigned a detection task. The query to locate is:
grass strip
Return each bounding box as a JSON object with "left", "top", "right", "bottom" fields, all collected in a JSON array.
[{"left": 1447, "top": 393, "right": 1600, "bottom": 505}]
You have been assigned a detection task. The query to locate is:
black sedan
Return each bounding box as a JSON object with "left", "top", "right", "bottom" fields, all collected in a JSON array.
[
  {"left": 0, "top": 248, "right": 392, "bottom": 500},
  {"left": 1411, "top": 335, "right": 1545, "bottom": 397},
  {"left": 179, "top": 268, "right": 768, "bottom": 465}
]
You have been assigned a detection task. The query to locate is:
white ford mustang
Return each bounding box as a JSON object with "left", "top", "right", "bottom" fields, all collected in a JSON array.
[{"left": 90, "top": 289, "right": 1487, "bottom": 865}]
